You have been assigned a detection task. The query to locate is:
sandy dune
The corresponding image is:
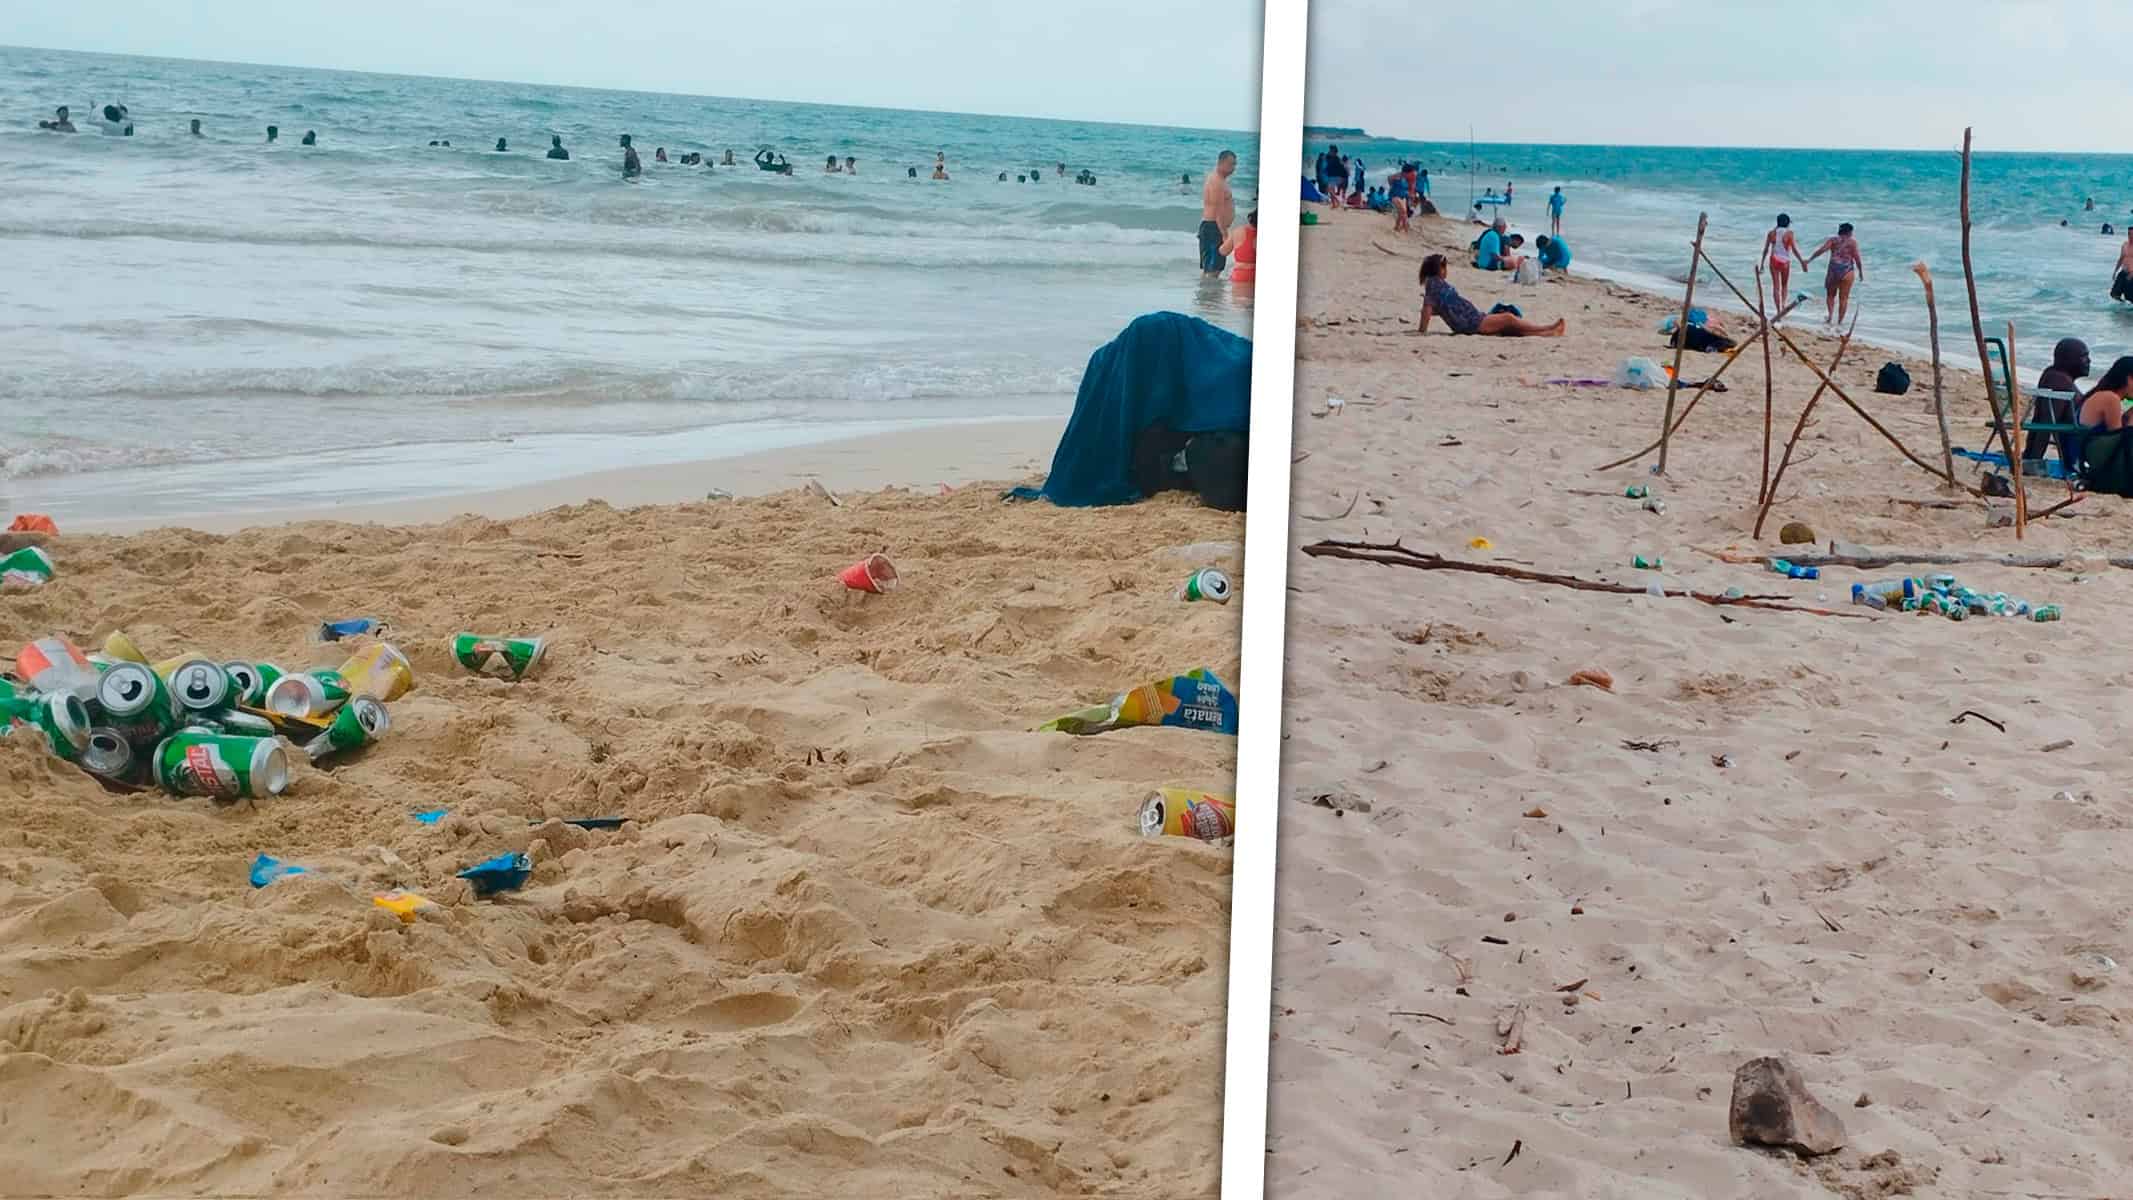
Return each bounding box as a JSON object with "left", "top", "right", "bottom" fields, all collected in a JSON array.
[
  {"left": 1, "top": 484, "right": 1240, "bottom": 1197},
  {"left": 1267, "top": 210, "right": 2133, "bottom": 1197}
]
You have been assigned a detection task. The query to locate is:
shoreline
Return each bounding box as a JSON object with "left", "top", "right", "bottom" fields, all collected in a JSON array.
[{"left": 43, "top": 416, "right": 1065, "bottom": 535}]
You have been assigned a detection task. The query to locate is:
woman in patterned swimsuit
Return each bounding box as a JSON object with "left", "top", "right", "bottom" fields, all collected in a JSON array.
[{"left": 1414, "top": 255, "right": 1567, "bottom": 337}]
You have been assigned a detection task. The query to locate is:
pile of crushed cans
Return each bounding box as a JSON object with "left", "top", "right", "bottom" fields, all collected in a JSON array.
[
  {"left": 0, "top": 631, "right": 408, "bottom": 800},
  {"left": 1850, "top": 573, "right": 2061, "bottom": 622}
]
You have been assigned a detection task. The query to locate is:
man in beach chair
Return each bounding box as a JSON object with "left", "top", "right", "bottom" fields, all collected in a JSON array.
[{"left": 2023, "top": 338, "right": 2090, "bottom": 463}]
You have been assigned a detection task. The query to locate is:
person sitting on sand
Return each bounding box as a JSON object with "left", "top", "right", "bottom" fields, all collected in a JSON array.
[
  {"left": 1535, "top": 234, "right": 1572, "bottom": 273},
  {"left": 1414, "top": 254, "right": 1566, "bottom": 337},
  {"left": 2024, "top": 337, "right": 2090, "bottom": 462},
  {"left": 1473, "top": 217, "right": 1524, "bottom": 272},
  {"left": 1805, "top": 221, "right": 1863, "bottom": 326},
  {"left": 37, "top": 105, "right": 77, "bottom": 132},
  {"left": 2076, "top": 355, "right": 2133, "bottom": 432}
]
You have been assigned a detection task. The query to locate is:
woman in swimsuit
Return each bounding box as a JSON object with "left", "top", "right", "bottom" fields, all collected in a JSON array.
[
  {"left": 1761, "top": 213, "right": 1807, "bottom": 317},
  {"left": 1413, "top": 255, "right": 1566, "bottom": 338},
  {"left": 1806, "top": 221, "right": 1864, "bottom": 326},
  {"left": 2077, "top": 356, "right": 2133, "bottom": 432},
  {"left": 1221, "top": 209, "right": 1258, "bottom": 287}
]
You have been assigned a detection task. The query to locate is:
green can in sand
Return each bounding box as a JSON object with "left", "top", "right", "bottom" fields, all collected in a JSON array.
[
  {"left": 0, "top": 545, "right": 55, "bottom": 587},
  {"left": 223, "top": 661, "right": 283, "bottom": 708},
  {"left": 453, "top": 633, "right": 546, "bottom": 681},
  {"left": 1, "top": 690, "right": 91, "bottom": 761},
  {"left": 152, "top": 731, "right": 290, "bottom": 800},
  {"left": 164, "top": 657, "right": 234, "bottom": 715},
  {"left": 302, "top": 695, "right": 390, "bottom": 762},
  {"left": 95, "top": 662, "right": 180, "bottom": 745},
  {"left": 1176, "top": 568, "right": 1233, "bottom": 604},
  {"left": 266, "top": 669, "right": 350, "bottom": 719}
]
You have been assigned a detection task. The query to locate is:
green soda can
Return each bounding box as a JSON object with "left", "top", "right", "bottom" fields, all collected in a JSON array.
[
  {"left": 151, "top": 731, "right": 291, "bottom": 800},
  {"left": 302, "top": 695, "right": 390, "bottom": 763},
  {"left": 2032, "top": 605, "right": 2062, "bottom": 622},
  {"left": 222, "top": 661, "right": 281, "bottom": 708},
  {"left": 212, "top": 709, "right": 281, "bottom": 738},
  {"left": 0, "top": 545, "right": 55, "bottom": 587},
  {"left": 453, "top": 633, "right": 547, "bottom": 681},
  {"left": 1176, "top": 568, "right": 1233, "bottom": 603},
  {"left": 1, "top": 691, "right": 90, "bottom": 761},
  {"left": 1632, "top": 554, "right": 1662, "bottom": 570},
  {"left": 1624, "top": 485, "right": 1649, "bottom": 499},
  {"left": 95, "top": 662, "right": 179, "bottom": 745},
  {"left": 266, "top": 669, "right": 349, "bottom": 718},
  {"left": 165, "top": 658, "right": 234, "bottom": 715}
]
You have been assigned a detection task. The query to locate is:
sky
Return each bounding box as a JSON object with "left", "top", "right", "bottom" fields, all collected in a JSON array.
[
  {"left": 5, "top": 0, "right": 1262, "bottom": 131},
  {"left": 1307, "top": 0, "right": 2133, "bottom": 152}
]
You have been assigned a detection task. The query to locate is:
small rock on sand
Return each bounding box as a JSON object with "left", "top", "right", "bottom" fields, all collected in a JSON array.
[
  {"left": 1779, "top": 522, "right": 1816, "bottom": 545},
  {"left": 1729, "top": 1056, "right": 1845, "bottom": 1157}
]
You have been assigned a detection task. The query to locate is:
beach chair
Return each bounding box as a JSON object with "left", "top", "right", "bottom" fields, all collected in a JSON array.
[{"left": 1954, "top": 335, "right": 2085, "bottom": 482}]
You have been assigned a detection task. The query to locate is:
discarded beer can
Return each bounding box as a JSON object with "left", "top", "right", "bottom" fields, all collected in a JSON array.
[
  {"left": 78, "top": 728, "right": 136, "bottom": 780},
  {"left": 0, "top": 691, "right": 91, "bottom": 761},
  {"left": 102, "top": 631, "right": 149, "bottom": 664},
  {"left": 266, "top": 669, "right": 350, "bottom": 719},
  {"left": 303, "top": 695, "right": 389, "bottom": 763},
  {"left": 1177, "top": 568, "right": 1233, "bottom": 604},
  {"left": 212, "top": 709, "right": 280, "bottom": 738},
  {"left": 1138, "top": 787, "right": 1236, "bottom": 842},
  {"left": 1623, "top": 485, "right": 1649, "bottom": 500},
  {"left": 18, "top": 635, "right": 99, "bottom": 701},
  {"left": 336, "top": 642, "right": 414, "bottom": 702},
  {"left": 97, "top": 662, "right": 180, "bottom": 743},
  {"left": 1632, "top": 555, "right": 1662, "bottom": 570},
  {"left": 151, "top": 730, "right": 291, "bottom": 800},
  {"left": 0, "top": 546, "right": 55, "bottom": 587},
  {"left": 452, "top": 633, "right": 546, "bottom": 681},
  {"left": 222, "top": 661, "right": 281, "bottom": 708},
  {"left": 163, "top": 658, "right": 234, "bottom": 715},
  {"left": 2032, "top": 604, "right": 2062, "bottom": 622}
]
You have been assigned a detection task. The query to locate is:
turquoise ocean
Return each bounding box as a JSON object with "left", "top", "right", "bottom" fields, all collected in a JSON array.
[
  {"left": 1307, "top": 136, "right": 2133, "bottom": 371},
  {"left": 0, "top": 45, "right": 1258, "bottom": 520}
]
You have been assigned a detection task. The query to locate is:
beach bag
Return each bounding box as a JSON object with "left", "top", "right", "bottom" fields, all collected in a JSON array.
[
  {"left": 1874, "top": 362, "right": 1912, "bottom": 395},
  {"left": 1513, "top": 258, "right": 1542, "bottom": 285},
  {"left": 1668, "top": 324, "right": 1735, "bottom": 353},
  {"left": 1614, "top": 357, "right": 1667, "bottom": 390},
  {"left": 2079, "top": 426, "right": 2133, "bottom": 497}
]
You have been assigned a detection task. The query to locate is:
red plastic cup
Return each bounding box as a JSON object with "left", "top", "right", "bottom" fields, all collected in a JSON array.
[{"left": 838, "top": 553, "right": 898, "bottom": 594}]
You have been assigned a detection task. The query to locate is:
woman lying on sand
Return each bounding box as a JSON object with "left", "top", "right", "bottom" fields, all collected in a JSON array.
[{"left": 1413, "top": 254, "right": 1566, "bottom": 337}]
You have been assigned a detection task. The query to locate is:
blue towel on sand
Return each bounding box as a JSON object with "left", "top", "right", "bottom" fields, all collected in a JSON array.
[{"left": 1015, "top": 312, "right": 1251, "bottom": 507}]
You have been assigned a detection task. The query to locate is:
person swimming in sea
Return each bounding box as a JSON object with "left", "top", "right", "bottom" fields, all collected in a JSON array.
[
  {"left": 932, "top": 151, "right": 948, "bottom": 180},
  {"left": 190, "top": 118, "right": 203, "bottom": 137},
  {"left": 266, "top": 125, "right": 278, "bottom": 143},
  {"left": 495, "top": 137, "right": 508, "bottom": 151},
  {"left": 37, "top": 105, "right": 77, "bottom": 132},
  {"left": 547, "top": 134, "right": 569, "bottom": 160},
  {"left": 97, "top": 103, "right": 133, "bottom": 135},
  {"left": 620, "top": 134, "right": 641, "bottom": 178},
  {"left": 997, "top": 171, "right": 1008, "bottom": 181},
  {"left": 907, "top": 166, "right": 918, "bottom": 178},
  {"left": 844, "top": 156, "right": 855, "bottom": 174},
  {"left": 655, "top": 146, "right": 668, "bottom": 163},
  {"left": 722, "top": 149, "right": 736, "bottom": 165},
  {"left": 301, "top": 130, "right": 317, "bottom": 146},
  {"left": 827, "top": 154, "right": 843, "bottom": 173}
]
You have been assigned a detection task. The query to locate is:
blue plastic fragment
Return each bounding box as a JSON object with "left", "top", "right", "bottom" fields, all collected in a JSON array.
[
  {"left": 412, "top": 809, "right": 449, "bottom": 825},
  {"left": 457, "top": 850, "right": 532, "bottom": 897},
  {"left": 250, "top": 853, "right": 309, "bottom": 888}
]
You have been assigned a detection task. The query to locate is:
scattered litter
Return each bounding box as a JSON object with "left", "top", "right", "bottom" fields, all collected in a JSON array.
[
  {"left": 453, "top": 633, "right": 547, "bottom": 681},
  {"left": 1140, "top": 788, "right": 1235, "bottom": 841},
  {"left": 2041, "top": 739, "right": 2075, "bottom": 753},
  {"left": 838, "top": 553, "right": 899, "bottom": 595},
  {"left": 1568, "top": 669, "right": 1614, "bottom": 691},
  {"left": 1851, "top": 573, "right": 2058, "bottom": 621},
  {"left": 805, "top": 478, "right": 843, "bottom": 507},
  {"left": 1302, "top": 787, "right": 1370, "bottom": 815},
  {"left": 316, "top": 617, "right": 386, "bottom": 642},
  {"left": 249, "top": 853, "right": 310, "bottom": 888},
  {"left": 1038, "top": 668, "right": 1238, "bottom": 736},
  {"left": 458, "top": 851, "right": 533, "bottom": 898},
  {"left": 1631, "top": 555, "right": 1662, "bottom": 570},
  {"left": 1177, "top": 568, "right": 1233, "bottom": 603},
  {"left": 0, "top": 545, "right": 54, "bottom": 588},
  {"left": 1468, "top": 537, "right": 1493, "bottom": 551},
  {"left": 373, "top": 891, "right": 438, "bottom": 923},
  {"left": 413, "top": 809, "right": 449, "bottom": 825}
]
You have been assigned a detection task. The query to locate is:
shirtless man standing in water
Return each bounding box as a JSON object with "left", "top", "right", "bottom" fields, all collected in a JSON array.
[{"left": 1199, "top": 149, "right": 1238, "bottom": 275}]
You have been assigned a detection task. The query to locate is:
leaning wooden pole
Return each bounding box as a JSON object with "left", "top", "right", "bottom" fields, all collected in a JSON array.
[
  {"left": 1655, "top": 212, "right": 1708, "bottom": 476},
  {"left": 1754, "top": 315, "right": 1859, "bottom": 539},
  {"left": 1755, "top": 265, "right": 1775, "bottom": 505},
  {"left": 1912, "top": 262, "right": 1957, "bottom": 487},
  {"left": 1593, "top": 294, "right": 1808, "bottom": 473},
  {"left": 2005, "top": 321, "right": 2028, "bottom": 538},
  {"left": 1959, "top": 128, "right": 2001, "bottom": 461}
]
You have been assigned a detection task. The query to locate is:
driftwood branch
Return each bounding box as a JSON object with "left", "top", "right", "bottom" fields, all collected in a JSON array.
[
  {"left": 1655, "top": 212, "right": 1709, "bottom": 476},
  {"left": 1960, "top": 128, "right": 2003, "bottom": 461},
  {"left": 1913, "top": 262, "right": 1958, "bottom": 485},
  {"left": 1756, "top": 264, "right": 1775, "bottom": 506},
  {"left": 1300, "top": 540, "right": 1875, "bottom": 618},
  {"left": 2005, "top": 320, "right": 2029, "bottom": 537},
  {"left": 1754, "top": 313, "right": 1858, "bottom": 539}
]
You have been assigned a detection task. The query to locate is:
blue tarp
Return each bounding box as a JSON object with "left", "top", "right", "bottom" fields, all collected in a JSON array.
[{"left": 1014, "top": 311, "right": 1251, "bottom": 507}]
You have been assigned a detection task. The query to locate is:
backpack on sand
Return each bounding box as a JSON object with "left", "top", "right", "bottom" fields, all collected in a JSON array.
[{"left": 1874, "top": 362, "right": 1912, "bottom": 395}]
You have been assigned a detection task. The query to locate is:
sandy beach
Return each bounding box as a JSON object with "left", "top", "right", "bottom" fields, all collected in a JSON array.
[
  {"left": 0, "top": 467, "right": 1241, "bottom": 1196},
  {"left": 1267, "top": 208, "right": 2133, "bottom": 1196}
]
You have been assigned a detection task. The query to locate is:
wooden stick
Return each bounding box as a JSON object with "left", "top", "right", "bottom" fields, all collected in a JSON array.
[
  {"left": 1593, "top": 295, "right": 1807, "bottom": 473},
  {"left": 1960, "top": 128, "right": 2003, "bottom": 461},
  {"left": 1912, "top": 262, "right": 1958, "bottom": 487},
  {"left": 1756, "top": 265, "right": 1775, "bottom": 506},
  {"left": 1299, "top": 539, "right": 1876, "bottom": 618},
  {"left": 1698, "top": 249, "right": 1970, "bottom": 490},
  {"left": 1655, "top": 212, "right": 1708, "bottom": 476},
  {"left": 1754, "top": 314, "right": 1858, "bottom": 538},
  {"left": 2004, "top": 321, "right": 2028, "bottom": 538}
]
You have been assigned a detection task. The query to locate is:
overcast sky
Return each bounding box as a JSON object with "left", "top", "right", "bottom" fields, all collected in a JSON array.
[
  {"left": 1309, "top": 0, "right": 2132, "bottom": 152},
  {"left": 7, "top": 0, "right": 1262, "bottom": 131}
]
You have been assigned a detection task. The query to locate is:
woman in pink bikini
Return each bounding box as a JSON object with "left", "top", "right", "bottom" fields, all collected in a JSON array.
[
  {"left": 1761, "top": 213, "right": 1807, "bottom": 318},
  {"left": 1805, "top": 221, "right": 1864, "bottom": 326}
]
